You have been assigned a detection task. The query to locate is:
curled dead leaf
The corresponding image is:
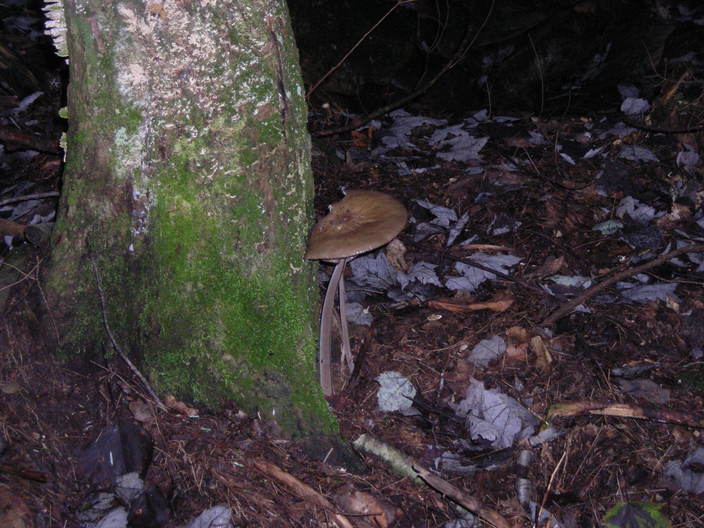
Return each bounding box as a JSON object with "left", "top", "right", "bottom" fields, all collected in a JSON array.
[
  {"left": 427, "top": 297, "right": 513, "bottom": 314},
  {"left": 505, "top": 326, "right": 529, "bottom": 361},
  {"left": 529, "top": 255, "right": 564, "bottom": 278},
  {"left": 530, "top": 335, "right": 553, "bottom": 371},
  {"left": 385, "top": 238, "right": 408, "bottom": 272},
  {"left": 333, "top": 484, "right": 400, "bottom": 528},
  {"left": 164, "top": 395, "right": 199, "bottom": 417},
  {"left": 129, "top": 400, "right": 155, "bottom": 423}
]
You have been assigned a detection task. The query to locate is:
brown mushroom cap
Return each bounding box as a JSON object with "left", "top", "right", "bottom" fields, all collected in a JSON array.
[{"left": 305, "top": 190, "right": 407, "bottom": 260}]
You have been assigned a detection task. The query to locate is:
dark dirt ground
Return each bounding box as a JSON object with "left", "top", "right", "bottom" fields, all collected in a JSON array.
[{"left": 2, "top": 1, "right": 704, "bottom": 527}]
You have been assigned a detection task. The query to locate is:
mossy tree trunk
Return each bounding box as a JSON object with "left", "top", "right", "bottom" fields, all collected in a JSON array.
[{"left": 44, "top": 0, "right": 336, "bottom": 441}]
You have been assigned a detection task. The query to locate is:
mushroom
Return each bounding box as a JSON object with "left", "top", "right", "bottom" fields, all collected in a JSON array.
[{"left": 306, "top": 190, "right": 407, "bottom": 396}]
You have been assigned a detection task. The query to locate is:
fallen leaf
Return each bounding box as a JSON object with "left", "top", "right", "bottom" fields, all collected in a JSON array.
[
  {"left": 384, "top": 238, "right": 408, "bottom": 272},
  {"left": 470, "top": 299, "right": 513, "bottom": 313},
  {"left": 427, "top": 297, "right": 512, "bottom": 314},
  {"left": 530, "top": 336, "right": 553, "bottom": 371},
  {"left": 505, "top": 326, "right": 529, "bottom": 361},
  {"left": 351, "top": 128, "right": 372, "bottom": 149},
  {"left": 528, "top": 255, "right": 564, "bottom": 278},
  {"left": 129, "top": 400, "right": 155, "bottom": 424},
  {"left": 164, "top": 395, "right": 199, "bottom": 417},
  {"left": 333, "top": 484, "right": 400, "bottom": 528},
  {"left": 503, "top": 135, "right": 532, "bottom": 148},
  {"left": 0, "top": 381, "right": 21, "bottom": 394},
  {"left": 458, "top": 243, "right": 513, "bottom": 252}
]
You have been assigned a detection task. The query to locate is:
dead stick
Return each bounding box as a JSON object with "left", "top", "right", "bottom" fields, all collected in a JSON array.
[
  {"left": 541, "top": 243, "right": 704, "bottom": 327},
  {"left": 89, "top": 256, "right": 167, "bottom": 411},
  {"left": 0, "top": 463, "right": 49, "bottom": 483},
  {"left": 549, "top": 400, "right": 704, "bottom": 428},
  {"left": 413, "top": 464, "right": 511, "bottom": 528},
  {"left": 252, "top": 458, "right": 354, "bottom": 528},
  {"left": 353, "top": 434, "right": 510, "bottom": 528},
  {"left": 0, "top": 192, "right": 60, "bottom": 207}
]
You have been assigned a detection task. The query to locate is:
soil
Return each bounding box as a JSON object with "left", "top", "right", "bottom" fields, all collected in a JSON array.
[{"left": 2, "top": 2, "right": 704, "bottom": 527}]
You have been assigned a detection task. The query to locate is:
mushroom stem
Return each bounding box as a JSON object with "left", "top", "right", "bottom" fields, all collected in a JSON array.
[
  {"left": 338, "top": 275, "right": 353, "bottom": 373},
  {"left": 319, "top": 258, "right": 347, "bottom": 397}
]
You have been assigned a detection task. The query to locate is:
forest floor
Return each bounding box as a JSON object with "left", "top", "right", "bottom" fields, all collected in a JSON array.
[{"left": 2, "top": 3, "right": 704, "bottom": 528}]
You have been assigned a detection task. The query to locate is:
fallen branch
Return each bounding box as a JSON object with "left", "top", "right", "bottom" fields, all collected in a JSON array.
[
  {"left": 541, "top": 243, "right": 704, "bottom": 327},
  {"left": 353, "top": 433, "right": 511, "bottom": 528},
  {"left": 252, "top": 458, "right": 354, "bottom": 528},
  {"left": 0, "top": 191, "right": 60, "bottom": 207},
  {"left": 0, "top": 463, "right": 49, "bottom": 483},
  {"left": 548, "top": 400, "right": 704, "bottom": 429},
  {"left": 0, "top": 259, "right": 40, "bottom": 293},
  {"left": 89, "top": 255, "right": 167, "bottom": 412}
]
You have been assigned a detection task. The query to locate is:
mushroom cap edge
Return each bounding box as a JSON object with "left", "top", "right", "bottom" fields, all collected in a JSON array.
[{"left": 305, "top": 190, "right": 407, "bottom": 260}]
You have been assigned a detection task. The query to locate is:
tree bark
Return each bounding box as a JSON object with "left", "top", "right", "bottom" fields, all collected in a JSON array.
[{"left": 44, "top": 0, "right": 336, "bottom": 441}]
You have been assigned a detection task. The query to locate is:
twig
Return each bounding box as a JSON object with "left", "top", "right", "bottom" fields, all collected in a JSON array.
[
  {"left": 541, "top": 243, "right": 704, "bottom": 327},
  {"left": 252, "top": 458, "right": 354, "bottom": 528},
  {"left": 548, "top": 400, "right": 704, "bottom": 429},
  {"left": 414, "top": 464, "right": 511, "bottom": 528},
  {"left": 0, "top": 463, "right": 49, "bottom": 483},
  {"left": 0, "top": 192, "right": 60, "bottom": 207},
  {"left": 89, "top": 255, "right": 167, "bottom": 411},
  {"left": 313, "top": 0, "right": 495, "bottom": 137},
  {"left": 0, "top": 259, "right": 39, "bottom": 292},
  {"left": 527, "top": 33, "right": 544, "bottom": 114},
  {"left": 307, "top": 0, "right": 411, "bottom": 99},
  {"left": 353, "top": 434, "right": 511, "bottom": 528},
  {"left": 1, "top": 257, "right": 60, "bottom": 342},
  {"left": 33, "top": 256, "right": 60, "bottom": 344},
  {"left": 536, "top": 449, "right": 567, "bottom": 526}
]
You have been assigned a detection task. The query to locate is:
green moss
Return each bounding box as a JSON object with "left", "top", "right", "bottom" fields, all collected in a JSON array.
[
  {"left": 131, "top": 165, "right": 334, "bottom": 435},
  {"left": 47, "top": 0, "right": 337, "bottom": 441}
]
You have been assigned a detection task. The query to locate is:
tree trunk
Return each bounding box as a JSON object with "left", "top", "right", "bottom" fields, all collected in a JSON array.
[{"left": 44, "top": 0, "right": 336, "bottom": 442}]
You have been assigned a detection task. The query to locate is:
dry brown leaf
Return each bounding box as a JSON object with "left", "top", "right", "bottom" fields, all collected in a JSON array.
[
  {"left": 458, "top": 243, "right": 513, "bottom": 252},
  {"left": 164, "top": 395, "right": 199, "bottom": 417},
  {"left": 129, "top": 400, "right": 155, "bottom": 424},
  {"left": 656, "top": 202, "right": 691, "bottom": 228},
  {"left": 427, "top": 298, "right": 474, "bottom": 313},
  {"left": 505, "top": 326, "right": 529, "bottom": 361},
  {"left": 385, "top": 238, "right": 408, "bottom": 272},
  {"left": 351, "top": 128, "right": 371, "bottom": 149},
  {"left": 333, "top": 484, "right": 400, "bottom": 528},
  {"left": 503, "top": 135, "right": 532, "bottom": 148},
  {"left": 530, "top": 335, "right": 553, "bottom": 371},
  {"left": 427, "top": 296, "right": 512, "bottom": 314},
  {"left": 528, "top": 255, "right": 565, "bottom": 278},
  {"left": 470, "top": 299, "right": 513, "bottom": 313}
]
